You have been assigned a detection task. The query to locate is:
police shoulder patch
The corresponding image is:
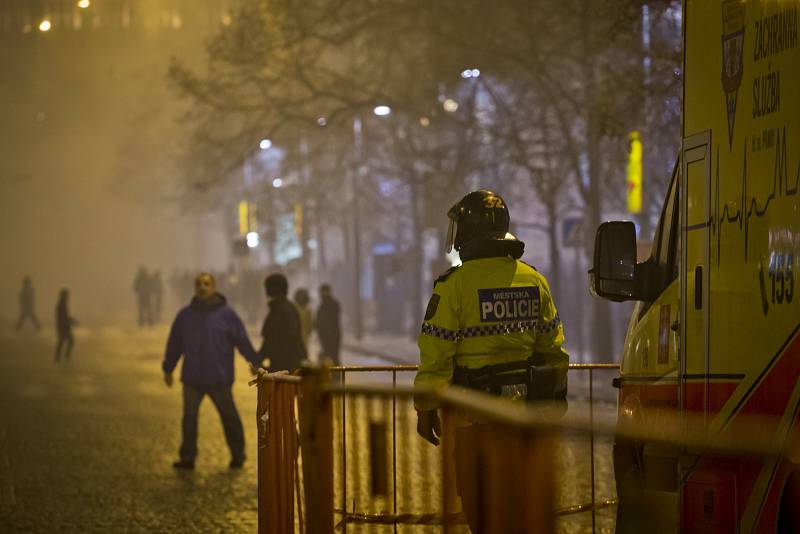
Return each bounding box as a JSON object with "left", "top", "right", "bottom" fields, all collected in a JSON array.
[
  {"left": 424, "top": 294, "right": 441, "bottom": 320},
  {"left": 433, "top": 266, "right": 460, "bottom": 287}
]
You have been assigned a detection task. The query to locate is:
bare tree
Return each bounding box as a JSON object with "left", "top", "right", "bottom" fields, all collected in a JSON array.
[{"left": 168, "top": 0, "right": 682, "bottom": 356}]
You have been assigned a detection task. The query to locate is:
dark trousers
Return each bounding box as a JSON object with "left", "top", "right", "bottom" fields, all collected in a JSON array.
[
  {"left": 137, "top": 297, "right": 152, "bottom": 327},
  {"left": 319, "top": 339, "right": 340, "bottom": 365},
  {"left": 16, "top": 309, "right": 41, "bottom": 331},
  {"left": 453, "top": 424, "right": 553, "bottom": 534},
  {"left": 54, "top": 332, "right": 73, "bottom": 361},
  {"left": 180, "top": 383, "right": 245, "bottom": 463}
]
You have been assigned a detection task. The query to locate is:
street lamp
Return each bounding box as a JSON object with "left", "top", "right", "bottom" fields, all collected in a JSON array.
[
  {"left": 246, "top": 231, "right": 260, "bottom": 248},
  {"left": 259, "top": 138, "right": 272, "bottom": 150},
  {"left": 272, "top": 178, "right": 283, "bottom": 188},
  {"left": 38, "top": 20, "right": 51, "bottom": 32},
  {"left": 460, "top": 68, "right": 481, "bottom": 79},
  {"left": 77, "top": 0, "right": 91, "bottom": 9},
  {"left": 443, "top": 98, "right": 459, "bottom": 113},
  {"left": 350, "top": 105, "right": 393, "bottom": 340}
]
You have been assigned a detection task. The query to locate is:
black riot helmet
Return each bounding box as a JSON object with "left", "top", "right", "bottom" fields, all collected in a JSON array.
[{"left": 445, "top": 190, "right": 513, "bottom": 253}]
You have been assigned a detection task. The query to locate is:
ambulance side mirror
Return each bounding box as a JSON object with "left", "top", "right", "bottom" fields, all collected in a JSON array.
[{"left": 590, "top": 221, "right": 638, "bottom": 302}]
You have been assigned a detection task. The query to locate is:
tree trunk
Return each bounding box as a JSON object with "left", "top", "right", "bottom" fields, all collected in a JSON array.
[
  {"left": 314, "top": 198, "right": 327, "bottom": 271},
  {"left": 582, "top": 0, "right": 615, "bottom": 361},
  {"left": 408, "top": 177, "right": 424, "bottom": 340},
  {"left": 545, "top": 201, "right": 561, "bottom": 303},
  {"left": 298, "top": 137, "right": 312, "bottom": 275}
]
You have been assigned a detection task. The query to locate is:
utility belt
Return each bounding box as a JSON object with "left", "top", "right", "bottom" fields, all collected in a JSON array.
[{"left": 452, "top": 355, "right": 567, "bottom": 403}]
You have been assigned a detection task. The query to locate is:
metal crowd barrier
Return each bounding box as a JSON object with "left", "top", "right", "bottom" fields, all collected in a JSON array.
[{"left": 253, "top": 362, "right": 621, "bottom": 534}]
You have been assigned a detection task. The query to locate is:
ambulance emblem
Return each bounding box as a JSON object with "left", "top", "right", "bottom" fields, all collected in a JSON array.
[{"left": 721, "top": 0, "right": 746, "bottom": 148}]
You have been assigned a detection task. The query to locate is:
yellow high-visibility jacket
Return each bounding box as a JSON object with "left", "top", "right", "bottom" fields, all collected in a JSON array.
[{"left": 414, "top": 256, "right": 569, "bottom": 410}]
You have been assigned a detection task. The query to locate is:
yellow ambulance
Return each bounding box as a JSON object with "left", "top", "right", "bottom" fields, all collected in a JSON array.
[{"left": 590, "top": 0, "right": 799, "bottom": 531}]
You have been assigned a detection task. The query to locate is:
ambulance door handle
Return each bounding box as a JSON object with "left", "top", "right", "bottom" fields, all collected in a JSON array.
[{"left": 694, "top": 266, "right": 703, "bottom": 310}]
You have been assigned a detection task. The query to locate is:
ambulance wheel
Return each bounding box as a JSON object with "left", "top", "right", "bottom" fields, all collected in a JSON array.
[
  {"left": 613, "top": 439, "right": 644, "bottom": 533},
  {"left": 778, "top": 467, "right": 800, "bottom": 533}
]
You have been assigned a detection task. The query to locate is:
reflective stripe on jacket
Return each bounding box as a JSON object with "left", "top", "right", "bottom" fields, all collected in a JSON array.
[{"left": 414, "top": 257, "right": 568, "bottom": 410}]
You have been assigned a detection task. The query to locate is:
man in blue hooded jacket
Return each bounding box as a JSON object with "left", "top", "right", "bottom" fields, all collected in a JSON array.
[{"left": 162, "top": 272, "right": 261, "bottom": 469}]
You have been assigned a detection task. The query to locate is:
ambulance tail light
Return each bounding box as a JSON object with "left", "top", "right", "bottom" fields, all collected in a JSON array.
[{"left": 619, "top": 394, "right": 643, "bottom": 425}]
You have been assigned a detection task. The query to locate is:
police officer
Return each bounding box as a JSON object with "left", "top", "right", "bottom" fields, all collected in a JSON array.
[{"left": 414, "top": 190, "right": 569, "bottom": 531}]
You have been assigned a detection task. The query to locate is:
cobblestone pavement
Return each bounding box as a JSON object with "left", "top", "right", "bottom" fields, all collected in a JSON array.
[
  {"left": 0, "top": 326, "right": 259, "bottom": 533},
  {"left": 0, "top": 325, "right": 619, "bottom": 533}
]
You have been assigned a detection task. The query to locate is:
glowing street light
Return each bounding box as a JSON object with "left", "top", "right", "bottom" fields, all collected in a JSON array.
[
  {"left": 443, "top": 98, "right": 459, "bottom": 113},
  {"left": 38, "top": 20, "right": 52, "bottom": 32},
  {"left": 373, "top": 105, "right": 392, "bottom": 117},
  {"left": 460, "top": 68, "right": 481, "bottom": 79},
  {"left": 272, "top": 178, "right": 283, "bottom": 188},
  {"left": 259, "top": 138, "right": 272, "bottom": 150},
  {"left": 77, "top": 0, "right": 91, "bottom": 9},
  {"left": 245, "top": 231, "right": 260, "bottom": 248}
]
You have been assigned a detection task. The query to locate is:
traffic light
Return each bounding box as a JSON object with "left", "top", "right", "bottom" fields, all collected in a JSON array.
[
  {"left": 238, "top": 201, "right": 257, "bottom": 235},
  {"left": 293, "top": 203, "right": 303, "bottom": 238},
  {"left": 627, "top": 131, "right": 642, "bottom": 214}
]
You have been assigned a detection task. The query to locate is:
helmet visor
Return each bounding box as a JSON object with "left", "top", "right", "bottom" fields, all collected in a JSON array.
[{"left": 445, "top": 219, "right": 457, "bottom": 253}]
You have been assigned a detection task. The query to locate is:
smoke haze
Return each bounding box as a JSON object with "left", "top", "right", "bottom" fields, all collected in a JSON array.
[{"left": 0, "top": 5, "right": 229, "bottom": 325}]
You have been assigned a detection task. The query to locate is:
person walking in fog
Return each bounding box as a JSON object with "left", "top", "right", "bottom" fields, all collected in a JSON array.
[
  {"left": 15, "top": 276, "right": 41, "bottom": 332},
  {"left": 151, "top": 270, "right": 163, "bottom": 324},
  {"left": 54, "top": 289, "right": 76, "bottom": 362},
  {"left": 316, "top": 284, "right": 341, "bottom": 365},
  {"left": 162, "top": 273, "right": 261, "bottom": 470},
  {"left": 133, "top": 267, "right": 152, "bottom": 327},
  {"left": 293, "top": 288, "right": 313, "bottom": 351},
  {"left": 260, "top": 274, "right": 306, "bottom": 372}
]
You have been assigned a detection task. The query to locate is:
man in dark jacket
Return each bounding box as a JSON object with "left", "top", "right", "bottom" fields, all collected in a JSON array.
[
  {"left": 316, "top": 284, "right": 341, "bottom": 365},
  {"left": 162, "top": 272, "right": 260, "bottom": 470},
  {"left": 260, "top": 273, "right": 306, "bottom": 372}
]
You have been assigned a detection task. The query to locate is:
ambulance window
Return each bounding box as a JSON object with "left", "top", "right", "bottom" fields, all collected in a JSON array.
[{"left": 655, "top": 162, "right": 679, "bottom": 283}]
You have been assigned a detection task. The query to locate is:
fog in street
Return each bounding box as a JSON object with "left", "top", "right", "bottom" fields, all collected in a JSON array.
[{"left": 1, "top": 2, "right": 231, "bottom": 325}]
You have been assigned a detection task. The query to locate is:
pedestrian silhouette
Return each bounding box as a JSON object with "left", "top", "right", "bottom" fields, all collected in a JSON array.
[
  {"left": 54, "top": 289, "right": 76, "bottom": 362},
  {"left": 293, "top": 288, "right": 313, "bottom": 351},
  {"left": 316, "top": 284, "right": 341, "bottom": 365},
  {"left": 15, "top": 276, "right": 41, "bottom": 332},
  {"left": 260, "top": 274, "right": 306, "bottom": 372},
  {"left": 162, "top": 273, "right": 261, "bottom": 469},
  {"left": 151, "top": 270, "right": 163, "bottom": 324},
  {"left": 133, "top": 267, "right": 152, "bottom": 327}
]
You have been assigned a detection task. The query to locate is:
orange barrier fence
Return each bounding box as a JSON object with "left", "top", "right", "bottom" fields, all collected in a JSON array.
[
  {"left": 256, "top": 373, "right": 301, "bottom": 534},
  {"left": 254, "top": 362, "right": 621, "bottom": 533}
]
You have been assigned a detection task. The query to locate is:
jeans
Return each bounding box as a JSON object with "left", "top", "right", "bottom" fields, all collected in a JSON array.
[
  {"left": 16, "top": 309, "right": 41, "bottom": 331},
  {"left": 55, "top": 332, "right": 73, "bottom": 361},
  {"left": 180, "top": 383, "right": 245, "bottom": 463}
]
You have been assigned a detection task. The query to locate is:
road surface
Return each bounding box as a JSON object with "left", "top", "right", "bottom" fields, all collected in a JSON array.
[{"left": 0, "top": 324, "right": 617, "bottom": 532}]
